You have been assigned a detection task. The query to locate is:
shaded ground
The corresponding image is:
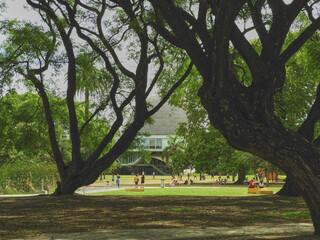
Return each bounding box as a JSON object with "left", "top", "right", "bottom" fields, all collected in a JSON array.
[{"left": 0, "top": 194, "right": 315, "bottom": 239}]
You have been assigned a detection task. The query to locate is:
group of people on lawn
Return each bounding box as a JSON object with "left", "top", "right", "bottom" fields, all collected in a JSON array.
[
  {"left": 109, "top": 172, "right": 264, "bottom": 189},
  {"left": 248, "top": 172, "right": 266, "bottom": 188},
  {"left": 134, "top": 172, "right": 145, "bottom": 189},
  {"left": 109, "top": 173, "right": 121, "bottom": 188},
  {"left": 248, "top": 178, "right": 264, "bottom": 189}
]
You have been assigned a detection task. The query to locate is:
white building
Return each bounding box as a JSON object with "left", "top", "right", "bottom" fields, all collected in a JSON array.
[{"left": 117, "top": 96, "right": 186, "bottom": 175}]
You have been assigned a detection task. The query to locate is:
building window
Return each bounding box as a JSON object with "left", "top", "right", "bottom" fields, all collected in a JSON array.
[
  {"left": 149, "top": 139, "right": 156, "bottom": 149},
  {"left": 156, "top": 139, "right": 162, "bottom": 149},
  {"left": 147, "top": 138, "right": 162, "bottom": 149}
]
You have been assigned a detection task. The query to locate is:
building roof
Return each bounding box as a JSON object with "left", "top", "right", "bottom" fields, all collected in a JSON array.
[{"left": 140, "top": 96, "right": 186, "bottom": 135}]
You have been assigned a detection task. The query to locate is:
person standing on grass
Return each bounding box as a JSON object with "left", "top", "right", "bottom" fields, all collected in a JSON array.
[
  {"left": 116, "top": 173, "right": 120, "bottom": 189},
  {"left": 134, "top": 174, "right": 139, "bottom": 189},
  {"left": 141, "top": 171, "right": 145, "bottom": 188},
  {"left": 153, "top": 171, "right": 155, "bottom": 179},
  {"left": 112, "top": 174, "right": 115, "bottom": 185}
]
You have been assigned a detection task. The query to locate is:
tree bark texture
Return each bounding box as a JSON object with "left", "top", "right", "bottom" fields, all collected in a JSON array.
[
  {"left": 234, "top": 171, "right": 246, "bottom": 185},
  {"left": 199, "top": 78, "right": 320, "bottom": 233},
  {"left": 277, "top": 176, "right": 300, "bottom": 196}
]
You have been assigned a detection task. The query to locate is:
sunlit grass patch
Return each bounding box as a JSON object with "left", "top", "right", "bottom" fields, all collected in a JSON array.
[
  {"left": 171, "top": 208, "right": 194, "bottom": 212},
  {"left": 91, "top": 187, "right": 281, "bottom": 196},
  {"left": 253, "top": 211, "right": 311, "bottom": 219}
]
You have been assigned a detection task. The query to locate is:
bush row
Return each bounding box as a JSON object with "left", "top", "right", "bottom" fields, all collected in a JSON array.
[{"left": 0, "top": 160, "right": 59, "bottom": 194}]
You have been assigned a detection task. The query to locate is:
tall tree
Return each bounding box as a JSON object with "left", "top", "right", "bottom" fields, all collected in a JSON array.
[
  {"left": 0, "top": 1, "right": 193, "bottom": 195},
  {"left": 147, "top": 0, "right": 320, "bottom": 234}
]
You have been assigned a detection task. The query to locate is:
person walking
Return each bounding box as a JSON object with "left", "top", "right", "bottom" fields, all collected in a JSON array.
[
  {"left": 116, "top": 173, "right": 120, "bottom": 189},
  {"left": 141, "top": 171, "right": 145, "bottom": 188}
]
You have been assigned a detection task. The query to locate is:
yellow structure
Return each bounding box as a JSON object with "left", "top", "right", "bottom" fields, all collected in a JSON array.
[
  {"left": 256, "top": 190, "right": 273, "bottom": 194},
  {"left": 248, "top": 188, "right": 273, "bottom": 194},
  {"left": 248, "top": 188, "right": 259, "bottom": 193},
  {"left": 125, "top": 188, "right": 144, "bottom": 192}
]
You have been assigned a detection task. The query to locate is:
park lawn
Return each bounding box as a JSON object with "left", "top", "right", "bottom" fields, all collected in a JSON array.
[
  {"left": 90, "top": 186, "right": 282, "bottom": 196},
  {"left": 94, "top": 175, "right": 287, "bottom": 191},
  {"left": 94, "top": 175, "right": 198, "bottom": 185},
  {"left": 0, "top": 194, "right": 312, "bottom": 240}
]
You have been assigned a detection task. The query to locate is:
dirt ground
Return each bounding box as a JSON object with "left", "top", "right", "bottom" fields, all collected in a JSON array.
[{"left": 0, "top": 194, "right": 315, "bottom": 240}]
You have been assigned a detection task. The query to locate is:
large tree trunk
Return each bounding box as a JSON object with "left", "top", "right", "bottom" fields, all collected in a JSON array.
[
  {"left": 53, "top": 178, "right": 83, "bottom": 196},
  {"left": 199, "top": 82, "right": 320, "bottom": 234},
  {"left": 52, "top": 165, "right": 100, "bottom": 195},
  {"left": 277, "top": 176, "right": 300, "bottom": 196},
  {"left": 52, "top": 165, "right": 104, "bottom": 195},
  {"left": 234, "top": 170, "right": 246, "bottom": 185},
  {"left": 52, "top": 160, "right": 112, "bottom": 195}
]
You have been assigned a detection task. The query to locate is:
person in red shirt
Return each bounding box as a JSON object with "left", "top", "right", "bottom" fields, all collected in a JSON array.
[{"left": 249, "top": 179, "right": 256, "bottom": 188}]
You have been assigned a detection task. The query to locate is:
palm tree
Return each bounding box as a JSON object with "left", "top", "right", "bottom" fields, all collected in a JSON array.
[
  {"left": 75, "top": 49, "right": 111, "bottom": 121},
  {"left": 161, "top": 135, "right": 184, "bottom": 168},
  {"left": 75, "top": 49, "right": 112, "bottom": 159}
]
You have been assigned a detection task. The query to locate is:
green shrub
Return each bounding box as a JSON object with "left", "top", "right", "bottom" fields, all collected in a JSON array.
[{"left": 0, "top": 160, "right": 59, "bottom": 194}]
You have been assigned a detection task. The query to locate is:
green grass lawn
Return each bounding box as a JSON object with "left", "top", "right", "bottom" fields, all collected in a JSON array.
[
  {"left": 90, "top": 186, "right": 282, "bottom": 196},
  {"left": 95, "top": 174, "right": 287, "bottom": 186}
]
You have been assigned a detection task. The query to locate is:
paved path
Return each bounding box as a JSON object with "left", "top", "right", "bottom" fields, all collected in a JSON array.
[
  {"left": 0, "top": 185, "right": 133, "bottom": 197},
  {"left": 0, "top": 185, "right": 239, "bottom": 197},
  {"left": 12, "top": 223, "right": 316, "bottom": 240}
]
